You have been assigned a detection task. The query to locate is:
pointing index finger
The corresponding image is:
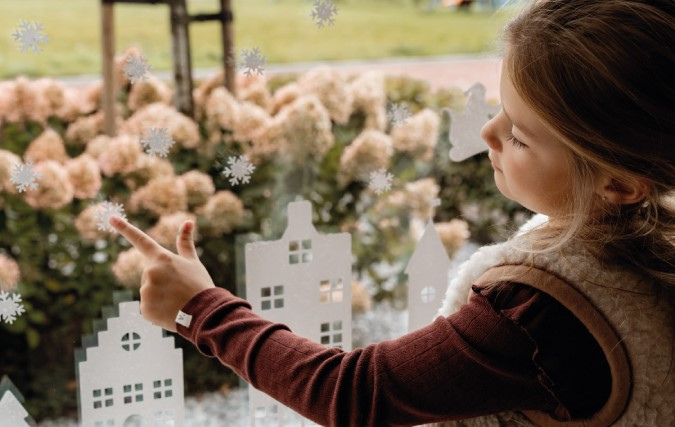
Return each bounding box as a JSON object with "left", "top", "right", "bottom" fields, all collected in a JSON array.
[{"left": 109, "top": 216, "right": 164, "bottom": 259}]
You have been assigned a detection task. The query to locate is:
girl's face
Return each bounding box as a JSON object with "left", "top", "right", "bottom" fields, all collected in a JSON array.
[{"left": 480, "top": 60, "right": 574, "bottom": 218}]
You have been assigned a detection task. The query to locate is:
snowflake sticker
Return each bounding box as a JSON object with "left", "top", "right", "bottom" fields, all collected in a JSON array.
[
  {"left": 10, "top": 162, "right": 41, "bottom": 192},
  {"left": 140, "top": 127, "right": 175, "bottom": 158},
  {"left": 123, "top": 54, "right": 151, "bottom": 84},
  {"left": 368, "top": 168, "right": 394, "bottom": 195},
  {"left": 95, "top": 201, "right": 127, "bottom": 233},
  {"left": 223, "top": 155, "right": 255, "bottom": 186},
  {"left": 239, "top": 47, "right": 266, "bottom": 77},
  {"left": 0, "top": 291, "right": 25, "bottom": 325},
  {"left": 388, "top": 102, "right": 412, "bottom": 127},
  {"left": 12, "top": 20, "right": 48, "bottom": 53},
  {"left": 310, "top": 0, "right": 338, "bottom": 28}
]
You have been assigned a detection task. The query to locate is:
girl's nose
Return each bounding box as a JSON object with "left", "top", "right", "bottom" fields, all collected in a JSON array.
[{"left": 480, "top": 113, "right": 502, "bottom": 151}]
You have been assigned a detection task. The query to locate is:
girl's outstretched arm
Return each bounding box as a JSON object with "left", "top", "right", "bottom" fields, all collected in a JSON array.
[
  {"left": 176, "top": 285, "right": 572, "bottom": 426},
  {"left": 109, "top": 215, "right": 606, "bottom": 426}
]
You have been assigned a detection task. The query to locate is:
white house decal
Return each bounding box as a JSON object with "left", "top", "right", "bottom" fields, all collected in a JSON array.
[
  {"left": 245, "top": 200, "right": 352, "bottom": 426},
  {"left": 0, "top": 375, "right": 32, "bottom": 427},
  {"left": 76, "top": 293, "right": 184, "bottom": 426},
  {"left": 406, "top": 219, "right": 451, "bottom": 332}
]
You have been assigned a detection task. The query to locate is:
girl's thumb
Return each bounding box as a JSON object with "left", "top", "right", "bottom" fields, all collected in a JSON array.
[{"left": 176, "top": 220, "right": 198, "bottom": 259}]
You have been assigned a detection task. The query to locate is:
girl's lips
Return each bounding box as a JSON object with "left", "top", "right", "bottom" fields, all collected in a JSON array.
[{"left": 491, "top": 162, "right": 503, "bottom": 173}]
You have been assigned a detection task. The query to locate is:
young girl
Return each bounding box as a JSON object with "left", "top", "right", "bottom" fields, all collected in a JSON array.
[{"left": 109, "top": 0, "right": 675, "bottom": 425}]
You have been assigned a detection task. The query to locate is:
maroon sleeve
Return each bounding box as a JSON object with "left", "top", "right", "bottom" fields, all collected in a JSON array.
[{"left": 176, "top": 283, "right": 609, "bottom": 426}]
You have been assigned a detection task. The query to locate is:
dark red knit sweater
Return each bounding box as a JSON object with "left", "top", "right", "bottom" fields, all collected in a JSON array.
[{"left": 176, "top": 282, "right": 611, "bottom": 426}]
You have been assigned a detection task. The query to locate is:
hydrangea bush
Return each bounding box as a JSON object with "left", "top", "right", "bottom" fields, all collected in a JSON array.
[{"left": 0, "top": 48, "right": 528, "bottom": 419}]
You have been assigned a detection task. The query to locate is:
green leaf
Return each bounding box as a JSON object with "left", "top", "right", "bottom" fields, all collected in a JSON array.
[
  {"left": 45, "top": 279, "right": 62, "bottom": 292},
  {"left": 27, "top": 328, "right": 41, "bottom": 349},
  {"left": 28, "top": 309, "right": 48, "bottom": 324}
]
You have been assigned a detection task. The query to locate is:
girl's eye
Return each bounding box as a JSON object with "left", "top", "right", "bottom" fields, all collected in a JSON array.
[{"left": 507, "top": 134, "right": 527, "bottom": 149}]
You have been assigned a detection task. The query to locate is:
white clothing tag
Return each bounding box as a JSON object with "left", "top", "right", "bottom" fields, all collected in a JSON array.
[{"left": 175, "top": 310, "right": 193, "bottom": 328}]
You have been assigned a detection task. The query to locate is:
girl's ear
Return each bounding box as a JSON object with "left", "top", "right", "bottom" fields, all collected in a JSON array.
[{"left": 596, "top": 174, "right": 650, "bottom": 205}]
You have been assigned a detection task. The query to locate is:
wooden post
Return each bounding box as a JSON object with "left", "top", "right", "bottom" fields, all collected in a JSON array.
[
  {"left": 101, "top": 1, "right": 117, "bottom": 136},
  {"left": 100, "top": 0, "right": 234, "bottom": 122},
  {"left": 169, "top": 0, "right": 194, "bottom": 117},
  {"left": 221, "top": 0, "right": 236, "bottom": 95}
]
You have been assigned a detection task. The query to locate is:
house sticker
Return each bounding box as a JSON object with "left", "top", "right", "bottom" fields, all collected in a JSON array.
[
  {"left": 406, "top": 219, "right": 451, "bottom": 332},
  {"left": 244, "top": 200, "right": 352, "bottom": 426},
  {"left": 0, "top": 375, "right": 32, "bottom": 427},
  {"left": 76, "top": 293, "right": 184, "bottom": 426}
]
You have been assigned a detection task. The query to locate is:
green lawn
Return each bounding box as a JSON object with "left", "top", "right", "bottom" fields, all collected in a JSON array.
[{"left": 0, "top": 0, "right": 513, "bottom": 78}]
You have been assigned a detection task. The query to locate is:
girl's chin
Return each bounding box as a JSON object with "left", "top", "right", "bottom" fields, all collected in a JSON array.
[{"left": 493, "top": 179, "right": 511, "bottom": 201}]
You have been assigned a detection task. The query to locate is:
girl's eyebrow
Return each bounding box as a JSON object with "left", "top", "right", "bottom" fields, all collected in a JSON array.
[{"left": 502, "top": 105, "right": 535, "bottom": 139}]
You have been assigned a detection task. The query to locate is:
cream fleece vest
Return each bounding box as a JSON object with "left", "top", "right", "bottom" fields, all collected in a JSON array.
[{"left": 428, "top": 215, "right": 675, "bottom": 427}]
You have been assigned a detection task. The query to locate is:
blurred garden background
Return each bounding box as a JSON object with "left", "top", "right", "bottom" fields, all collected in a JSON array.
[
  {"left": 0, "top": 0, "right": 530, "bottom": 423},
  {"left": 0, "top": 0, "right": 512, "bottom": 77}
]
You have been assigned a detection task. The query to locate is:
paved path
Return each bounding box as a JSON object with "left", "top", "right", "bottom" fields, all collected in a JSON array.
[
  {"left": 264, "top": 54, "right": 503, "bottom": 100},
  {"left": 58, "top": 54, "right": 503, "bottom": 101}
]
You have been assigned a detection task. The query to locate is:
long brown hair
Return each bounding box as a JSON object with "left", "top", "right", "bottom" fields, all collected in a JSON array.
[{"left": 502, "top": 0, "right": 675, "bottom": 301}]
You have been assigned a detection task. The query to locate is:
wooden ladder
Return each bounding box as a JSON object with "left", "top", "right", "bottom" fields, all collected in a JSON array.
[{"left": 100, "top": 0, "right": 235, "bottom": 135}]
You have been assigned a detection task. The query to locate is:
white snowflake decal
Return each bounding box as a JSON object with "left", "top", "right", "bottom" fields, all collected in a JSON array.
[
  {"left": 223, "top": 155, "right": 255, "bottom": 186},
  {"left": 95, "top": 201, "right": 127, "bottom": 233},
  {"left": 239, "top": 47, "right": 266, "bottom": 77},
  {"left": 140, "top": 127, "right": 175, "bottom": 157},
  {"left": 388, "top": 102, "right": 412, "bottom": 127},
  {"left": 368, "top": 168, "right": 394, "bottom": 195},
  {"left": 10, "top": 162, "right": 41, "bottom": 192},
  {"left": 123, "top": 54, "right": 151, "bottom": 84},
  {"left": 12, "top": 20, "right": 48, "bottom": 53},
  {"left": 310, "top": 0, "right": 338, "bottom": 28},
  {"left": 0, "top": 291, "right": 25, "bottom": 325}
]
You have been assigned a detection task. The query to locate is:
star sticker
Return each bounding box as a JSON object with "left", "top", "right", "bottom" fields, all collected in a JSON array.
[{"left": 445, "top": 83, "right": 500, "bottom": 162}]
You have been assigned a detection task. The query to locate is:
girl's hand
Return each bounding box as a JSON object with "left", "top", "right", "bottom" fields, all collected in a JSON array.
[{"left": 109, "top": 216, "right": 215, "bottom": 332}]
